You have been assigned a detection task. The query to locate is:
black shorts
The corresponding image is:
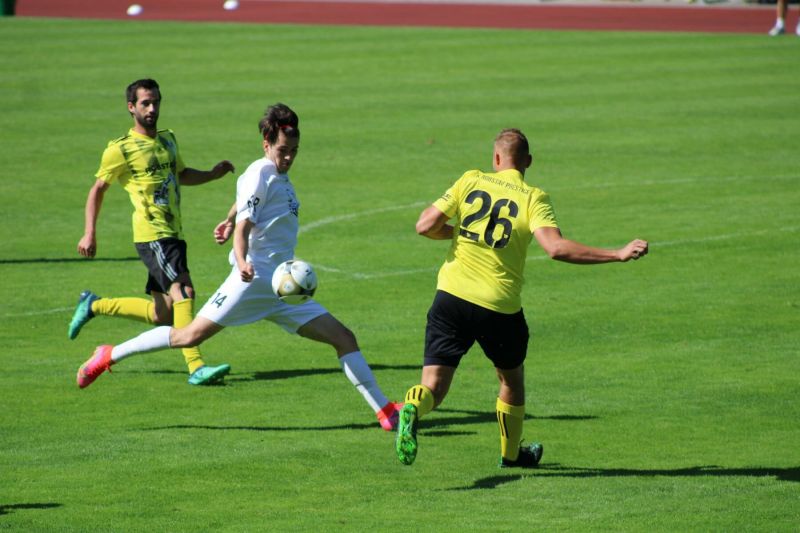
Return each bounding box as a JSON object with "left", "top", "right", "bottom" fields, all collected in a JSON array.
[
  {"left": 135, "top": 238, "right": 190, "bottom": 295},
  {"left": 424, "top": 290, "right": 529, "bottom": 370}
]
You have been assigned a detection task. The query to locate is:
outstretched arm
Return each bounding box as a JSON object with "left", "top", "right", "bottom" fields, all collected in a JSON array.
[
  {"left": 179, "top": 160, "right": 235, "bottom": 186},
  {"left": 77, "top": 179, "right": 111, "bottom": 258},
  {"left": 213, "top": 202, "right": 238, "bottom": 244},
  {"left": 416, "top": 205, "right": 454, "bottom": 240},
  {"left": 534, "top": 226, "right": 648, "bottom": 264}
]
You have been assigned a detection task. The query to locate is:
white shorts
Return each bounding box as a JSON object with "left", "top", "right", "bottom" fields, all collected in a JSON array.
[{"left": 198, "top": 265, "right": 327, "bottom": 333}]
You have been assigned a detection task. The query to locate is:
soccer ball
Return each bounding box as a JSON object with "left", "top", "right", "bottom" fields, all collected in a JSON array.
[{"left": 271, "top": 260, "right": 317, "bottom": 304}]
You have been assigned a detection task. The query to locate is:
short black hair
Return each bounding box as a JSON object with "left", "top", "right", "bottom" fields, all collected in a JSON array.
[
  {"left": 259, "top": 103, "right": 300, "bottom": 144},
  {"left": 126, "top": 79, "right": 160, "bottom": 105}
]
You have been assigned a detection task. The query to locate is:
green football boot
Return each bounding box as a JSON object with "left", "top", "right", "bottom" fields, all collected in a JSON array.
[
  {"left": 188, "top": 364, "right": 231, "bottom": 385},
  {"left": 395, "top": 403, "right": 419, "bottom": 465},
  {"left": 68, "top": 290, "right": 100, "bottom": 340}
]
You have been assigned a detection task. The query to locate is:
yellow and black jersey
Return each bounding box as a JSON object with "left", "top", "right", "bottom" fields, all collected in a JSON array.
[
  {"left": 96, "top": 128, "right": 186, "bottom": 242},
  {"left": 433, "top": 168, "right": 558, "bottom": 314}
]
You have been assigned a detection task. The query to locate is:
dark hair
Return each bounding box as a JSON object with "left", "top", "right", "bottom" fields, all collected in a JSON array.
[
  {"left": 259, "top": 103, "right": 300, "bottom": 144},
  {"left": 126, "top": 79, "right": 160, "bottom": 105},
  {"left": 495, "top": 128, "right": 530, "bottom": 166}
]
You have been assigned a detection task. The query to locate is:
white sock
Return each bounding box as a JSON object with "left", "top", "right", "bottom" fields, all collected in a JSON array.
[
  {"left": 111, "top": 326, "right": 172, "bottom": 363},
  {"left": 775, "top": 17, "right": 785, "bottom": 29},
  {"left": 338, "top": 351, "right": 389, "bottom": 413}
]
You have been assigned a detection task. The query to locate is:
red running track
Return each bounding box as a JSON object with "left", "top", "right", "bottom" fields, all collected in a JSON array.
[{"left": 16, "top": 0, "right": 775, "bottom": 34}]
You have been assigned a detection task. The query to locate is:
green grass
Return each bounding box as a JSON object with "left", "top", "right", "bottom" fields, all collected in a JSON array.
[{"left": 1, "top": 16, "right": 799, "bottom": 531}]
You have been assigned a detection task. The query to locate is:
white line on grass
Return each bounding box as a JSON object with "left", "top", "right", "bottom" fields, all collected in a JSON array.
[
  {"left": 653, "top": 225, "right": 799, "bottom": 247},
  {"left": 299, "top": 201, "right": 427, "bottom": 234},
  {"left": 3, "top": 306, "right": 73, "bottom": 318},
  {"left": 8, "top": 181, "right": 796, "bottom": 317},
  {"left": 11, "top": 227, "right": 797, "bottom": 317},
  {"left": 315, "top": 225, "right": 800, "bottom": 280}
]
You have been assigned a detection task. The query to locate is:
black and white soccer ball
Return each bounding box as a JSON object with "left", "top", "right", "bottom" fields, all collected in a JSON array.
[{"left": 271, "top": 260, "right": 317, "bottom": 304}]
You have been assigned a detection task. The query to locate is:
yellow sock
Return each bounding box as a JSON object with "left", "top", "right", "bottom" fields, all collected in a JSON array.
[
  {"left": 404, "top": 384, "right": 435, "bottom": 418},
  {"left": 496, "top": 398, "right": 525, "bottom": 462},
  {"left": 91, "top": 297, "right": 155, "bottom": 324},
  {"left": 173, "top": 299, "right": 205, "bottom": 374}
]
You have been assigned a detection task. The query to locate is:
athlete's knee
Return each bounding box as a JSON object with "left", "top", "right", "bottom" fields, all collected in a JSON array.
[
  {"left": 151, "top": 307, "right": 173, "bottom": 325},
  {"left": 334, "top": 326, "right": 358, "bottom": 353},
  {"left": 497, "top": 367, "right": 525, "bottom": 405},
  {"left": 496, "top": 364, "right": 525, "bottom": 389},
  {"left": 170, "top": 279, "right": 195, "bottom": 300},
  {"left": 170, "top": 326, "right": 203, "bottom": 348},
  {"left": 181, "top": 284, "right": 195, "bottom": 299}
]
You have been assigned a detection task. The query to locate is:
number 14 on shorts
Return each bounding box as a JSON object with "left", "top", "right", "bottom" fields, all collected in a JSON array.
[{"left": 209, "top": 292, "right": 227, "bottom": 308}]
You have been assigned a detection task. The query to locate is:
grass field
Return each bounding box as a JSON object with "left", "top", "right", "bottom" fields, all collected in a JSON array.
[{"left": 1, "top": 16, "right": 799, "bottom": 531}]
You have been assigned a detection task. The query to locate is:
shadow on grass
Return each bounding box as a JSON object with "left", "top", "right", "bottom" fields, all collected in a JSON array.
[
  {"left": 135, "top": 364, "right": 420, "bottom": 382},
  {"left": 424, "top": 430, "right": 477, "bottom": 437},
  {"left": 0, "top": 503, "right": 62, "bottom": 515},
  {"left": 424, "top": 407, "right": 597, "bottom": 429},
  {"left": 242, "top": 363, "right": 420, "bottom": 382},
  {"left": 142, "top": 408, "right": 594, "bottom": 435},
  {"left": 447, "top": 475, "right": 524, "bottom": 490},
  {"left": 142, "top": 422, "right": 379, "bottom": 431},
  {"left": 448, "top": 464, "right": 800, "bottom": 490},
  {"left": 0, "top": 257, "right": 138, "bottom": 264}
]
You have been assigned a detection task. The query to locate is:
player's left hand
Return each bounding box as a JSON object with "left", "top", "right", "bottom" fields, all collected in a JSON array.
[
  {"left": 213, "top": 160, "right": 235, "bottom": 178},
  {"left": 619, "top": 239, "right": 649, "bottom": 262}
]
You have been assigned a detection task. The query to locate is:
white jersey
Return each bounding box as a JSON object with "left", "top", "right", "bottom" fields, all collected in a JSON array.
[
  {"left": 200, "top": 156, "right": 326, "bottom": 330},
  {"left": 230, "top": 157, "right": 300, "bottom": 270}
]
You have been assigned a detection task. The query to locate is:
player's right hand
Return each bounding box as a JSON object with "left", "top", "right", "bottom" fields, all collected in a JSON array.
[
  {"left": 239, "top": 262, "right": 255, "bottom": 283},
  {"left": 77, "top": 234, "right": 97, "bottom": 258}
]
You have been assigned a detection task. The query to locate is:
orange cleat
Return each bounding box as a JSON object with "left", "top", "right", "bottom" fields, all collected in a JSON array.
[
  {"left": 377, "top": 401, "right": 403, "bottom": 432},
  {"left": 77, "top": 345, "right": 113, "bottom": 389}
]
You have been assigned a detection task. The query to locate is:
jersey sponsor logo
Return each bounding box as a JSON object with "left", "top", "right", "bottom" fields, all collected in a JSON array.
[
  {"left": 288, "top": 198, "right": 299, "bottom": 217},
  {"left": 154, "top": 173, "right": 178, "bottom": 206},
  {"left": 285, "top": 187, "right": 299, "bottom": 217},
  {"left": 478, "top": 174, "right": 531, "bottom": 195},
  {"left": 145, "top": 160, "right": 173, "bottom": 175}
]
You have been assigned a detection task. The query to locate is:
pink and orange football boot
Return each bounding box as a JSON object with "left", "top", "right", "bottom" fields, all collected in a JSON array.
[
  {"left": 77, "top": 345, "right": 114, "bottom": 389},
  {"left": 377, "top": 402, "right": 403, "bottom": 432}
]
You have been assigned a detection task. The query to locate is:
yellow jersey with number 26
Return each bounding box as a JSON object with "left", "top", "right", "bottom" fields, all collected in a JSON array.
[{"left": 433, "top": 168, "right": 558, "bottom": 314}]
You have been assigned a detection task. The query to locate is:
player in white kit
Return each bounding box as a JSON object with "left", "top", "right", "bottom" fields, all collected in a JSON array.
[{"left": 77, "top": 104, "right": 402, "bottom": 431}]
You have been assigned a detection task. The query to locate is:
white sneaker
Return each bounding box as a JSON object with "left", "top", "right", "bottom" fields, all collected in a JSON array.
[
  {"left": 796, "top": 23, "right": 800, "bottom": 36},
  {"left": 769, "top": 24, "right": 785, "bottom": 36}
]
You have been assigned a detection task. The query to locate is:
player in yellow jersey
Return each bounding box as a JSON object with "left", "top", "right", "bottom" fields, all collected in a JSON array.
[
  {"left": 70, "top": 79, "right": 234, "bottom": 386},
  {"left": 396, "top": 128, "right": 649, "bottom": 467}
]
